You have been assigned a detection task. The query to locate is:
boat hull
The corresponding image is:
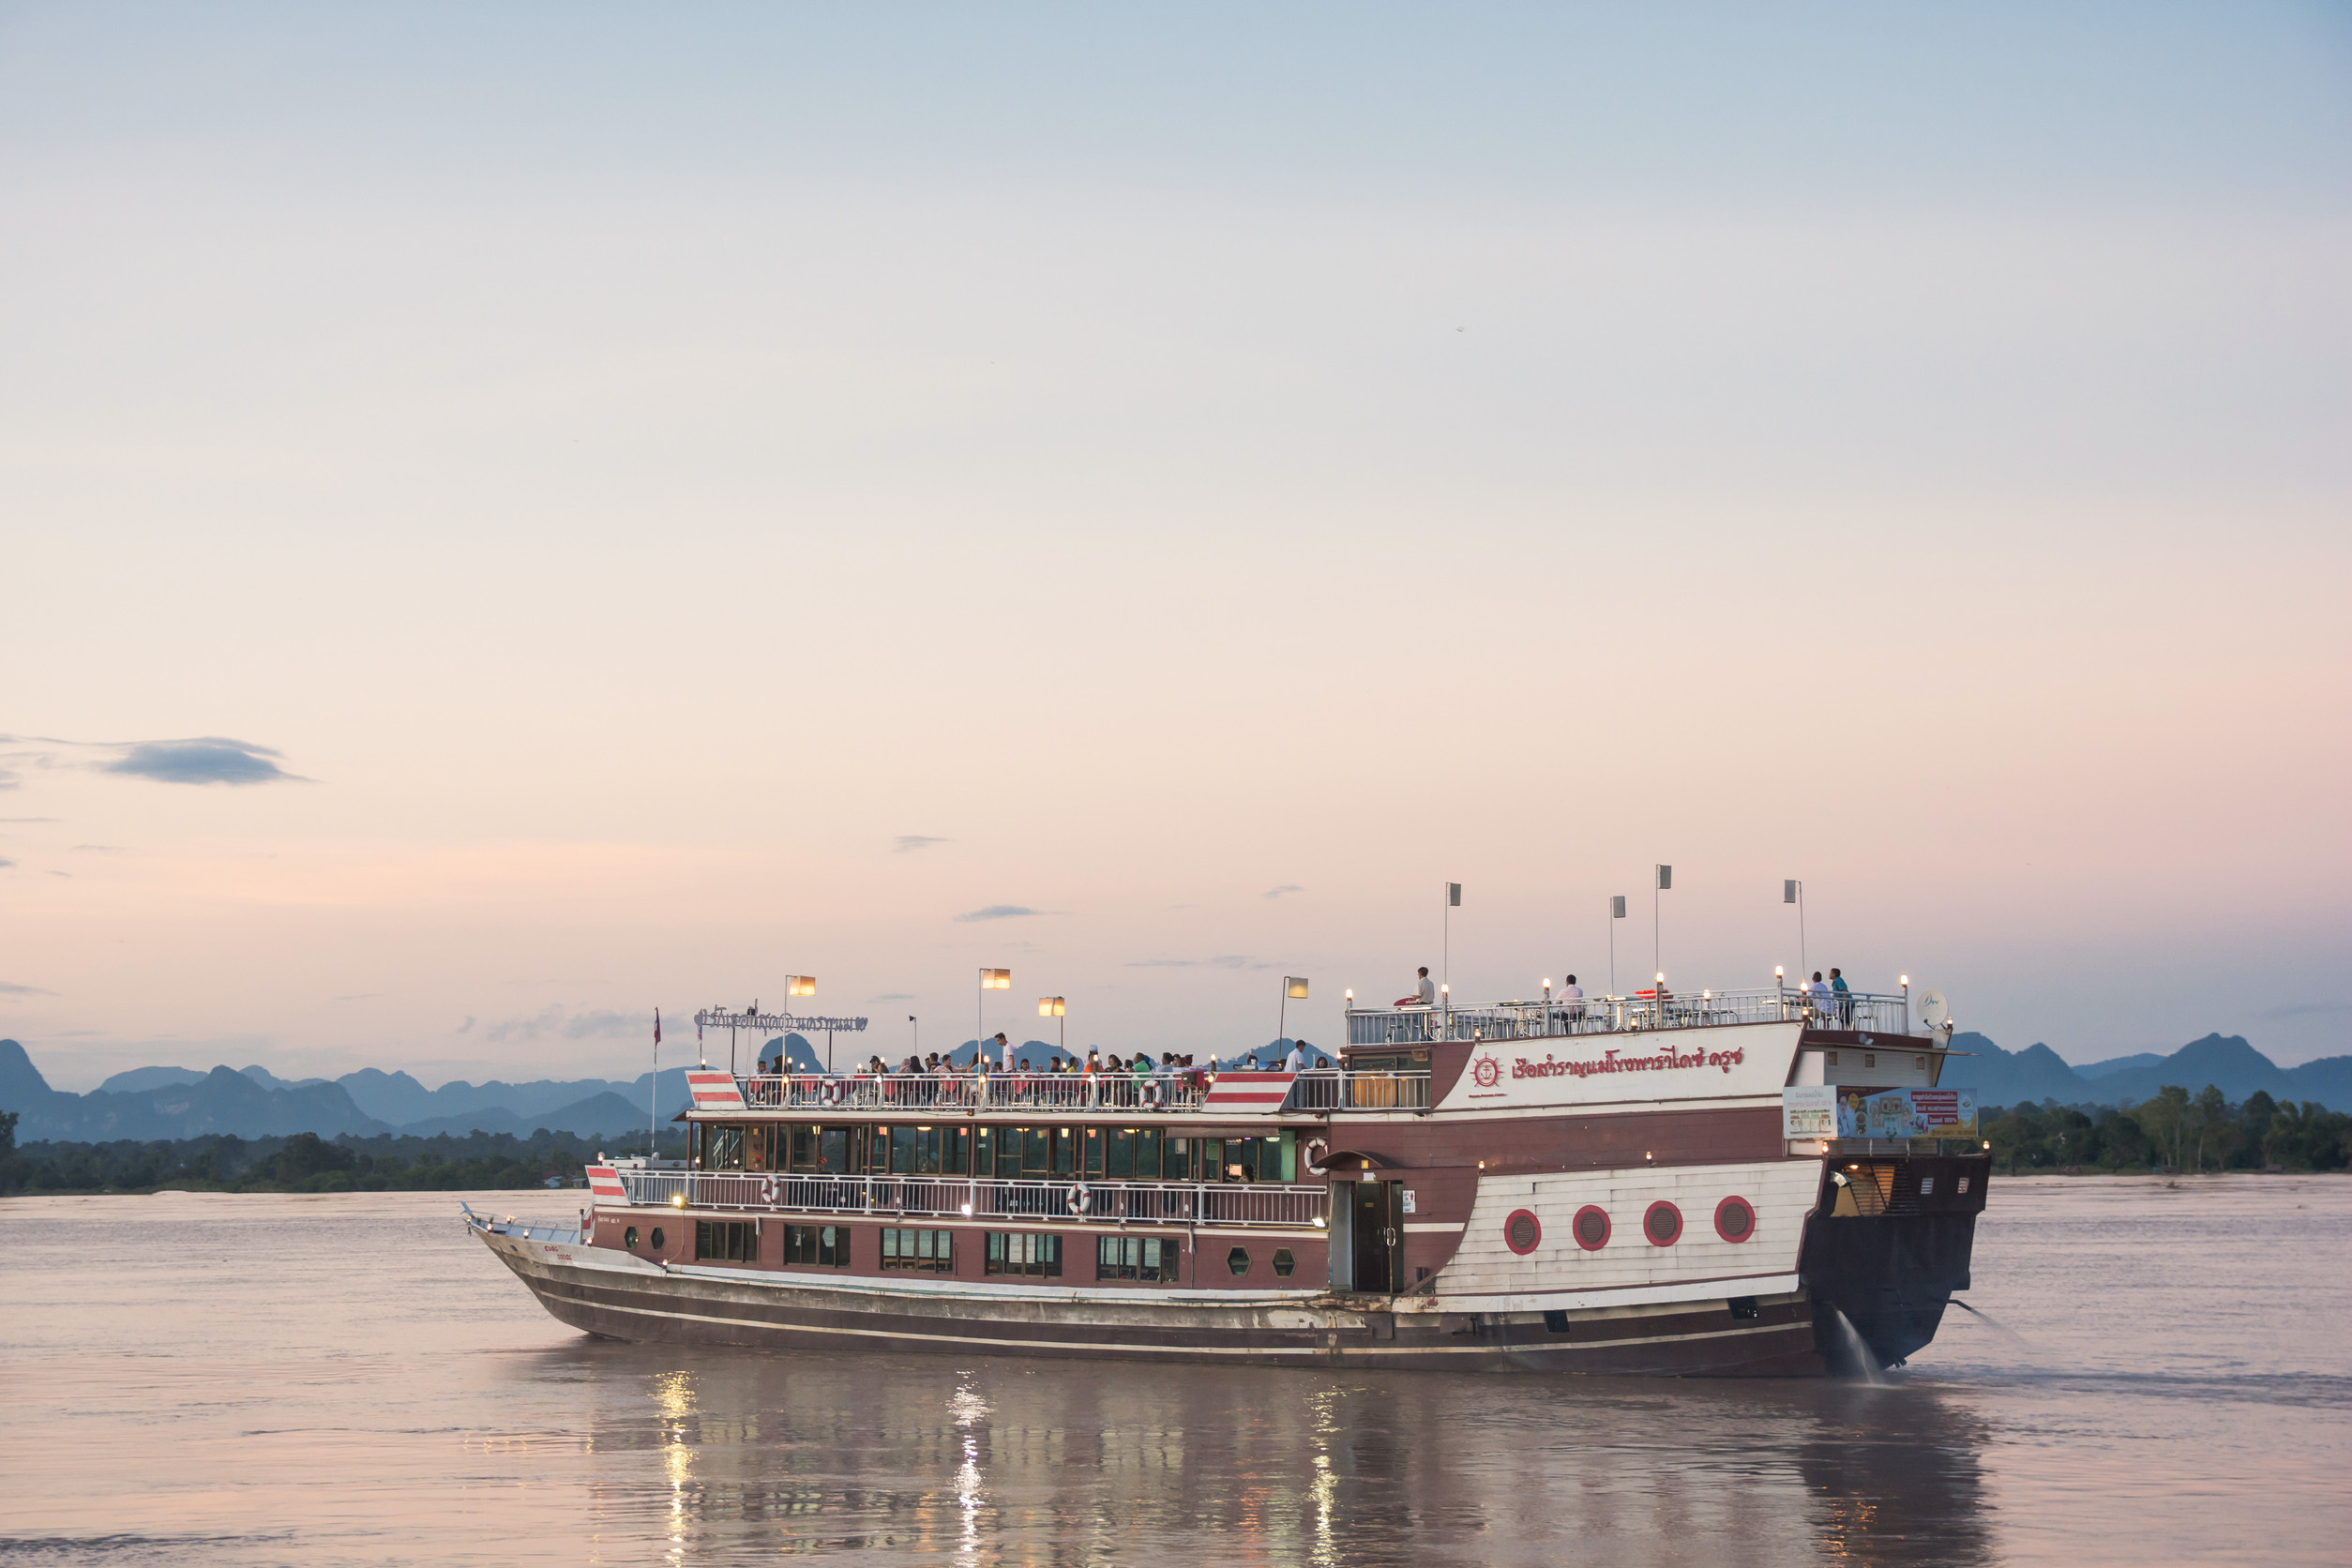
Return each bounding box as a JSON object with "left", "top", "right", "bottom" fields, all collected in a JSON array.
[{"left": 475, "top": 1224, "right": 1825, "bottom": 1375}]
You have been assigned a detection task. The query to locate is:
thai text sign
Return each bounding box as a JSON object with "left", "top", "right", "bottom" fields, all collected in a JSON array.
[
  {"left": 1839, "top": 1088, "right": 1978, "bottom": 1139},
  {"left": 1782, "top": 1085, "right": 1837, "bottom": 1138},
  {"left": 1442, "top": 1023, "right": 1799, "bottom": 1110}
]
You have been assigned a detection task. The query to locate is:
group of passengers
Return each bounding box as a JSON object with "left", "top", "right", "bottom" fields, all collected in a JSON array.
[{"left": 1801, "top": 968, "right": 1854, "bottom": 1025}]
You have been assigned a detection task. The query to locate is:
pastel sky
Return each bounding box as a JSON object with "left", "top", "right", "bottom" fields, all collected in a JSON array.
[{"left": 3, "top": 4, "right": 2347, "bottom": 1091}]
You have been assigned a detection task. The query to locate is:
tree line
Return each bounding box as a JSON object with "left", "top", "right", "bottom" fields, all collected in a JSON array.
[
  {"left": 0, "top": 1112, "right": 688, "bottom": 1196},
  {"left": 1983, "top": 1087, "right": 2351, "bottom": 1176}
]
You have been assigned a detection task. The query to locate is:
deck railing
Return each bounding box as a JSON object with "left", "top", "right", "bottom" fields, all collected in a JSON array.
[
  {"left": 1347, "top": 987, "right": 1911, "bottom": 1046},
  {"left": 729, "top": 1068, "right": 1428, "bottom": 1116},
  {"left": 612, "top": 1168, "right": 1328, "bottom": 1228}
]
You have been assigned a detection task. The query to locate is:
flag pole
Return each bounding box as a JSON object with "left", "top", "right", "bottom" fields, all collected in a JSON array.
[{"left": 649, "top": 1007, "right": 660, "bottom": 1164}]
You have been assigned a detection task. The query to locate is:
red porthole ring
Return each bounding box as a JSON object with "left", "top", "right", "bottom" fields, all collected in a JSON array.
[
  {"left": 1503, "top": 1209, "right": 1542, "bottom": 1256},
  {"left": 1714, "top": 1195, "right": 1756, "bottom": 1244},
  {"left": 1571, "top": 1204, "right": 1610, "bottom": 1251},
  {"left": 1643, "top": 1200, "right": 1683, "bottom": 1246}
]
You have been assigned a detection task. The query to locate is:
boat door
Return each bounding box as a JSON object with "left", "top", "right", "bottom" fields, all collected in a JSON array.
[{"left": 1349, "top": 1180, "right": 1403, "bottom": 1296}]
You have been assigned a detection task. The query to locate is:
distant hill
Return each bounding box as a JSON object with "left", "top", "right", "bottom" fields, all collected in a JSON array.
[
  {"left": 1945, "top": 1031, "right": 2352, "bottom": 1109},
  {"left": 98, "top": 1064, "right": 208, "bottom": 1093},
  {"left": 2075, "top": 1051, "right": 2165, "bottom": 1079}
]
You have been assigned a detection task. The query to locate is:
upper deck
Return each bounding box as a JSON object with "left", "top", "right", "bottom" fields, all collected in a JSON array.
[{"left": 1347, "top": 985, "right": 1917, "bottom": 1046}]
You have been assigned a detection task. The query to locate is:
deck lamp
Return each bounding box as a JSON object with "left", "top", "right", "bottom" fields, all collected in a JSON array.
[
  {"left": 788, "top": 975, "right": 816, "bottom": 998},
  {"left": 1039, "top": 996, "right": 1065, "bottom": 1056},
  {"left": 978, "top": 967, "right": 1011, "bottom": 1067}
]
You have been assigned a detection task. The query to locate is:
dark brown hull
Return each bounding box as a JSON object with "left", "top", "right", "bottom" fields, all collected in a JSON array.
[{"left": 484, "top": 1233, "right": 1826, "bottom": 1375}]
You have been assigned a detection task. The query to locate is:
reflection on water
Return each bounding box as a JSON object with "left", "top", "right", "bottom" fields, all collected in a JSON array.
[{"left": 1, "top": 1177, "right": 2344, "bottom": 1566}]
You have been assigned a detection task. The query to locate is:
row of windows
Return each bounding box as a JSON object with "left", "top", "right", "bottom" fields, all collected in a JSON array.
[
  {"left": 700, "top": 1123, "right": 1296, "bottom": 1184},
  {"left": 629, "top": 1221, "right": 1298, "bottom": 1282}
]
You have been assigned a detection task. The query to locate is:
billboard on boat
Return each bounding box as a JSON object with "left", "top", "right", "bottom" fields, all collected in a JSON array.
[{"left": 1841, "top": 1088, "right": 1977, "bottom": 1139}]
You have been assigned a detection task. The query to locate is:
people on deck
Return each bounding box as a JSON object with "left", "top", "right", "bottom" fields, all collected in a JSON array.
[
  {"left": 1829, "top": 967, "right": 1852, "bottom": 1025},
  {"left": 1560, "top": 973, "right": 1585, "bottom": 1019},
  {"left": 1806, "top": 972, "right": 1832, "bottom": 1016},
  {"left": 1394, "top": 967, "right": 1437, "bottom": 1006}
]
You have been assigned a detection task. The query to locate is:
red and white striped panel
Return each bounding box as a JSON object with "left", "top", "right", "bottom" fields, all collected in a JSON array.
[
  {"left": 1202, "top": 1071, "right": 1296, "bottom": 1112},
  {"left": 584, "top": 1165, "right": 627, "bottom": 1200},
  {"left": 685, "top": 1069, "right": 746, "bottom": 1109}
]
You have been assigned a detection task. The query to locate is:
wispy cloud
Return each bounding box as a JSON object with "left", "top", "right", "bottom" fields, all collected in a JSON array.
[
  {"left": 895, "top": 835, "right": 949, "bottom": 852},
  {"left": 0, "top": 980, "right": 56, "bottom": 996},
  {"left": 870, "top": 992, "right": 915, "bottom": 1002},
  {"left": 2260, "top": 1002, "right": 2352, "bottom": 1019},
  {"left": 333, "top": 992, "right": 382, "bottom": 1003},
  {"left": 1263, "top": 884, "right": 1304, "bottom": 899},
  {"left": 456, "top": 1016, "right": 476, "bottom": 1033},
  {"left": 1126, "top": 955, "right": 1259, "bottom": 970},
  {"left": 71, "top": 844, "right": 123, "bottom": 853},
  {"left": 957, "top": 904, "right": 1041, "bottom": 922},
  {"left": 0, "top": 817, "right": 60, "bottom": 822},
  {"left": 103, "top": 737, "right": 307, "bottom": 787},
  {"left": 486, "top": 1004, "right": 656, "bottom": 1043},
  {"left": 0, "top": 858, "right": 15, "bottom": 870}
]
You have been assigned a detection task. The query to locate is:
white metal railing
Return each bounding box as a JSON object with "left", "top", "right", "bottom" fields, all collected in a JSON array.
[
  {"left": 740, "top": 1071, "right": 1213, "bottom": 1114},
  {"left": 613, "top": 1168, "right": 1328, "bottom": 1228},
  {"left": 1346, "top": 987, "right": 1912, "bottom": 1046},
  {"left": 726, "top": 1069, "right": 1427, "bottom": 1116}
]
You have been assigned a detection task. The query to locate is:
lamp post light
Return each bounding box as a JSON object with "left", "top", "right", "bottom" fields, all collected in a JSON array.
[
  {"left": 979, "top": 968, "right": 1010, "bottom": 1067},
  {"left": 1653, "top": 865, "right": 1671, "bottom": 984},
  {"left": 1280, "top": 977, "right": 1308, "bottom": 1046},
  {"left": 785, "top": 975, "right": 822, "bottom": 1069},
  {"left": 1784, "top": 880, "right": 1806, "bottom": 979},
  {"left": 1038, "top": 996, "right": 1065, "bottom": 1059}
]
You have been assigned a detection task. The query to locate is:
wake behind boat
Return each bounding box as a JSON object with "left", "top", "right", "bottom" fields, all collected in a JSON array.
[{"left": 469, "top": 979, "right": 1986, "bottom": 1374}]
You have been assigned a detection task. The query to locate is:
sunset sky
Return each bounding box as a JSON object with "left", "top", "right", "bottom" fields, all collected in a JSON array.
[{"left": 4, "top": 4, "right": 2346, "bottom": 1090}]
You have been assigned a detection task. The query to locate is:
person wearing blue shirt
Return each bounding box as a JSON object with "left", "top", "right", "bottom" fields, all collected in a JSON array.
[{"left": 1829, "top": 967, "right": 1852, "bottom": 1027}]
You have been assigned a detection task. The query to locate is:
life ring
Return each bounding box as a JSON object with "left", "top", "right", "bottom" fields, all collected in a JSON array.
[
  {"left": 1140, "top": 1079, "right": 1163, "bottom": 1109},
  {"left": 821, "top": 1078, "right": 844, "bottom": 1107},
  {"left": 760, "top": 1174, "right": 779, "bottom": 1205},
  {"left": 1067, "top": 1183, "right": 1093, "bottom": 1216}
]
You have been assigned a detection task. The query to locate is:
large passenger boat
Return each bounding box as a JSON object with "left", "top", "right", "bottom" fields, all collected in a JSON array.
[{"left": 470, "top": 983, "right": 1987, "bottom": 1374}]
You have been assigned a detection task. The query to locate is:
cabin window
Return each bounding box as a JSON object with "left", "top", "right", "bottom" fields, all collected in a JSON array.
[
  {"left": 1824, "top": 1051, "right": 1839, "bottom": 1067},
  {"left": 882, "top": 1228, "right": 953, "bottom": 1274},
  {"left": 995, "top": 1128, "right": 1026, "bottom": 1179},
  {"left": 1272, "top": 1248, "right": 1296, "bottom": 1277},
  {"left": 745, "top": 1125, "right": 775, "bottom": 1172},
  {"left": 1106, "top": 1128, "right": 1135, "bottom": 1181},
  {"left": 782, "top": 1224, "right": 848, "bottom": 1268},
  {"left": 1864, "top": 1054, "right": 1877, "bottom": 1069},
  {"left": 1199, "top": 1138, "right": 1223, "bottom": 1183},
  {"left": 624, "top": 1226, "right": 639, "bottom": 1250},
  {"left": 1082, "top": 1127, "right": 1104, "bottom": 1179},
  {"left": 1096, "top": 1235, "right": 1177, "bottom": 1283},
  {"left": 706, "top": 1126, "right": 746, "bottom": 1171},
  {"left": 649, "top": 1227, "right": 666, "bottom": 1251},
  {"left": 1226, "top": 1246, "right": 1251, "bottom": 1277},
  {"left": 985, "top": 1232, "right": 1063, "bottom": 1278},
  {"left": 695, "top": 1220, "right": 758, "bottom": 1262},
  {"left": 820, "top": 1127, "right": 852, "bottom": 1175},
  {"left": 1167, "top": 1138, "right": 1189, "bottom": 1181},
  {"left": 1137, "top": 1127, "right": 1166, "bottom": 1181},
  {"left": 1915, "top": 1055, "right": 1927, "bottom": 1072}
]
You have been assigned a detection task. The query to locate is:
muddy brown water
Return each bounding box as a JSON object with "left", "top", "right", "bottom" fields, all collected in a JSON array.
[{"left": 3, "top": 1175, "right": 2345, "bottom": 1565}]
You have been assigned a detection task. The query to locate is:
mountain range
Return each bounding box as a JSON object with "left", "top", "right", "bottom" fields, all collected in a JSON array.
[{"left": 12, "top": 1026, "right": 2328, "bottom": 1145}]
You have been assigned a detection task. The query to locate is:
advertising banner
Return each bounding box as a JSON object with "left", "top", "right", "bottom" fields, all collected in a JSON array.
[
  {"left": 1836, "top": 1088, "right": 1978, "bottom": 1139},
  {"left": 1781, "top": 1085, "right": 1837, "bottom": 1138}
]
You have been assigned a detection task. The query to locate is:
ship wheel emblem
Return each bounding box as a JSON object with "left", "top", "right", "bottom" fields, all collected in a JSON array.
[{"left": 1470, "top": 1052, "right": 1502, "bottom": 1089}]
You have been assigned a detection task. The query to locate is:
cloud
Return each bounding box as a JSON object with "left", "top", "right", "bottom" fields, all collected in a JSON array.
[
  {"left": 0, "top": 770, "right": 17, "bottom": 791},
  {"left": 456, "top": 1016, "right": 475, "bottom": 1033},
  {"left": 0, "top": 817, "right": 59, "bottom": 822},
  {"left": 1125, "top": 955, "right": 1258, "bottom": 969},
  {"left": 0, "top": 980, "right": 56, "bottom": 996},
  {"left": 956, "top": 904, "right": 1041, "bottom": 922},
  {"left": 895, "top": 836, "right": 949, "bottom": 852},
  {"left": 0, "top": 858, "right": 13, "bottom": 869},
  {"left": 486, "top": 1004, "right": 655, "bottom": 1043},
  {"left": 102, "top": 737, "right": 306, "bottom": 787},
  {"left": 333, "top": 992, "right": 381, "bottom": 1003},
  {"left": 1263, "top": 884, "right": 1304, "bottom": 899},
  {"left": 71, "top": 844, "right": 123, "bottom": 853},
  {"left": 869, "top": 992, "right": 915, "bottom": 1002},
  {"left": 2260, "top": 1002, "right": 2352, "bottom": 1019}
]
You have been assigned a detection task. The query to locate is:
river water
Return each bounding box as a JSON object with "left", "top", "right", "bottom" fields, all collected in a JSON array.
[{"left": 2, "top": 1176, "right": 2345, "bottom": 1566}]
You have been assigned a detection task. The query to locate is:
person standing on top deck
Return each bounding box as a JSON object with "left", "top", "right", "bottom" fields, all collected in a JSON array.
[
  {"left": 1829, "top": 968, "right": 1852, "bottom": 1026},
  {"left": 1282, "top": 1038, "right": 1308, "bottom": 1073}
]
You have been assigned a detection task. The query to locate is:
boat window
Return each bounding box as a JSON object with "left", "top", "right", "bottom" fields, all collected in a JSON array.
[
  {"left": 695, "top": 1220, "right": 758, "bottom": 1262},
  {"left": 819, "top": 1127, "right": 852, "bottom": 1175},
  {"left": 1226, "top": 1246, "right": 1250, "bottom": 1277},
  {"left": 1136, "top": 1127, "right": 1165, "bottom": 1181},
  {"left": 650, "top": 1227, "right": 666, "bottom": 1251},
  {"left": 1199, "top": 1138, "right": 1222, "bottom": 1183},
  {"left": 985, "top": 1232, "right": 1063, "bottom": 1278},
  {"left": 1096, "top": 1235, "right": 1177, "bottom": 1283},
  {"left": 706, "top": 1126, "right": 746, "bottom": 1171},
  {"left": 881, "top": 1228, "right": 953, "bottom": 1274},
  {"left": 746, "top": 1125, "right": 775, "bottom": 1172},
  {"left": 788, "top": 1124, "right": 818, "bottom": 1172},
  {"left": 1272, "top": 1248, "right": 1295, "bottom": 1277},
  {"left": 624, "top": 1226, "right": 638, "bottom": 1249},
  {"left": 1082, "top": 1127, "right": 1105, "bottom": 1179},
  {"left": 782, "top": 1224, "right": 849, "bottom": 1268},
  {"left": 1107, "top": 1128, "right": 1135, "bottom": 1181}
]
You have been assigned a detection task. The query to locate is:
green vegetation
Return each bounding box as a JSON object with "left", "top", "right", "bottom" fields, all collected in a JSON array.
[
  {"left": 0, "top": 1121, "right": 689, "bottom": 1197},
  {"left": 1983, "top": 1086, "right": 2351, "bottom": 1175}
]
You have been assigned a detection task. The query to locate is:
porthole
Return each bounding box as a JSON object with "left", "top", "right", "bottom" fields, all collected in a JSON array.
[
  {"left": 1643, "top": 1200, "right": 1682, "bottom": 1246},
  {"left": 1272, "top": 1248, "right": 1296, "bottom": 1277},
  {"left": 1503, "top": 1208, "right": 1542, "bottom": 1256},
  {"left": 1227, "top": 1246, "right": 1251, "bottom": 1276},
  {"left": 624, "top": 1226, "right": 639, "bottom": 1249},
  {"left": 651, "top": 1227, "right": 666, "bottom": 1251},
  {"left": 1713, "top": 1195, "right": 1756, "bottom": 1244},
  {"left": 1571, "top": 1204, "right": 1610, "bottom": 1251}
]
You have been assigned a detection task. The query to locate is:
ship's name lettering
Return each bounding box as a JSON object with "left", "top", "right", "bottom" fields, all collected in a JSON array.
[{"left": 1511, "top": 1046, "right": 1745, "bottom": 1080}]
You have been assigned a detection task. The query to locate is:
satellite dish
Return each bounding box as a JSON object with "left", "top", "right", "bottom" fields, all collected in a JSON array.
[{"left": 1916, "top": 990, "right": 1949, "bottom": 1030}]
